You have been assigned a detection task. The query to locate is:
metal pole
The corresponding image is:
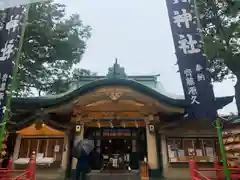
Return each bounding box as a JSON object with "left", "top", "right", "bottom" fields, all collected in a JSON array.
[
  {"left": 0, "top": 4, "right": 30, "bottom": 153},
  {"left": 215, "top": 119, "right": 230, "bottom": 180}
]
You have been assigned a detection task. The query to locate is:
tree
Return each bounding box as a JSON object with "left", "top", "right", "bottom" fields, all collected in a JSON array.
[
  {"left": 11, "top": 2, "right": 92, "bottom": 96},
  {"left": 46, "top": 68, "right": 97, "bottom": 95},
  {"left": 197, "top": 0, "right": 240, "bottom": 114}
]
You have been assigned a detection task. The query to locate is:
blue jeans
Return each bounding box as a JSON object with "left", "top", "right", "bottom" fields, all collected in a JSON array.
[{"left": 75, "top": 170, "right": 87, "bottom": 180}]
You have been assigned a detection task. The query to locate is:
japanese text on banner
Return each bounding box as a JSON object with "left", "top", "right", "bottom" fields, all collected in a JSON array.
[
  {"left": 165, "top": 0, "right": 217, "bottom": 120},
  {"left": 0, "top": 7, "right": 23, "bottom": 122}
]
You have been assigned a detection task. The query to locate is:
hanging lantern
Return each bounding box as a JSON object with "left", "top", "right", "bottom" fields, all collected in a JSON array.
[
  {"left": 148, "top": 123, "right": 155, "bottom": 134},
  {"left": 97, "top": 121, "right": 101, "bottom": 128},
  {"left": 135, "top": 120, "right": 139, "bottom": 128},
  {"left": 35, "top": 121, "right": 44, "bottom": 130},
  {"left": 76, "top": 125, "right": 82, "bottom": 132},
  {"left": 110, "top": 120, "right": 114, "bottom": 128},
  {"left": 122, "top": 121, "right": 126, "bottom": 128}
]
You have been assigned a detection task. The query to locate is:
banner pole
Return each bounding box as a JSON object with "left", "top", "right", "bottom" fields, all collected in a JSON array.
[
  {"left": 215, "top": 119, "right": 230, "bottom": 180},
  {"left": 0, "top": 4, "right": 30, "bottom": 153}
]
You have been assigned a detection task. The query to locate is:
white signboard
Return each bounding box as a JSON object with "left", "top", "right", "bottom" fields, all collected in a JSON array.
[
  {"left": 54, "top": 145, "right": 60, "bottom": 153},
  {"left": 0, "top": 0, "right": 50, "bottom": 9},
  {"left": 205, "top": 147, "right": 214, "bottom": 157}
]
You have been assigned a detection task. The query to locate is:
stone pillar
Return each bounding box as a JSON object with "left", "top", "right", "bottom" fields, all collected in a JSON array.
[
  {"left": 13, "top": 134, "right": 22, "bottom": 168},
  {"left": 160, "top": 134, "right": 169, "bottom": 176},
  {"left": 13, "top": 134, "right": 21, "bottom": 160},
  {"left": 72, "top": 124, "right": 84, "bottom": 169},
  {"left": 61, "top": 133, "right": 69, "bottom": 170},
  {"left": 145, "top": 115, "right": 158, "bottom": 169}
]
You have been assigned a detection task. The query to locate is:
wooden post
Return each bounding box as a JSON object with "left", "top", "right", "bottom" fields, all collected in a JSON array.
[
  {"left": 7, "top": 158, "right": 12, "bottom": 178},
  {"left": 189, "top": 160, "right": 198, "bottom": 180},
  {"left": 140, "top": 161, "right": 149, "bottom": 180},
  {"left": 27, "top": 151, "right": 36, "bottom": 180},
  {"left": 7, "top": 157, "right": 13, "bottom": 169}
]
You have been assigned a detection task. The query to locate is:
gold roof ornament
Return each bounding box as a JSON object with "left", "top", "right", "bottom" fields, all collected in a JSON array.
[{"left": 108, "top": 91, "right": 123, "bottom": 101}]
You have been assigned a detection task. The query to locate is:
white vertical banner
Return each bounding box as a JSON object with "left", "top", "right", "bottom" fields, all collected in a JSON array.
[{"left": 0, "top": 0, "right": 50, "bottom": 9}]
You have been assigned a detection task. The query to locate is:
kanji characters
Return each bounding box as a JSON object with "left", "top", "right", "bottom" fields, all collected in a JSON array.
[
  {"left": 6, "top": 15, "right": 20, "bottom": 33},
  {"left": 178, "top": 34, "right": 201, "bottom": 54},
  {"left": 197, "top": 73, "right": 205, "bottom": 81},
  {"left": 184, "top": 69, "right": 192, "bottom": 77},
  {"left": 168, "top": 0, "right": 217, "bottom": 112},
  {"left": 191, "top": 96, "right": 200, "bottom": 104},
  {"left": 0, "top": 92, "right": 4, "bottom": 100},
  {"left": 184, "top": 68, "right": 201, "bottom": 105},
  {"left": 188, "top": 86, "right": 197, "bottom": 95},
  {"left": 184, "top": 69, "right": 195, "bottom": 86},
  {"left": 186, "top": 77, "right": 195, "bottom": 86},
  {"left": 0, "top": 40, "right": 14, "bottom": 61},
  {"left": 196, "top": 64, "right": 203, "bottom": 72},
  {"left": 173, "top": 9, "right": 193, "bottom": 29},
  {"left": 0, "top": 74, "right": 8, "bottom": 91}
]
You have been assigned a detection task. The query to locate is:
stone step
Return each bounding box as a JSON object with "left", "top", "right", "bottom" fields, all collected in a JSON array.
[{"left": 87, "top": 172, "right": 140, "bottom": 180}]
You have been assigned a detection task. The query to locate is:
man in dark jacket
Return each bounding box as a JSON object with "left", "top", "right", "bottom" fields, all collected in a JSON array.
[
  {"left": 75, "top": 147, "right": 101, "bottom": 180},
  {"left": 75, "top": 149, "right": 90, "bottom": 180}
]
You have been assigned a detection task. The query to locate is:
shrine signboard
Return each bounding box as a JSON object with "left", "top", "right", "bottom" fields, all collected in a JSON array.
[{"left": 165, "top": 0, "right": 217, "bottom": 120}]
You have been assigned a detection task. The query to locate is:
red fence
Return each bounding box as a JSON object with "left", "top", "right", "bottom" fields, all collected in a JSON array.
[
  {"left": 0, "top": 152, "right": 36, "bottom": 180},
  {"left": 189, "top": 160, "right": 240, "bottom": 180}
]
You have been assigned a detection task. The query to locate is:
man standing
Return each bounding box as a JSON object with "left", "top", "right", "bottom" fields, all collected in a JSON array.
[{"left": 75, "top": 149, "right": 91, "bottom": 180}]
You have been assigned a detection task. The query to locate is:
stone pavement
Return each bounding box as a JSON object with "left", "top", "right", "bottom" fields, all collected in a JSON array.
[{"left": 35, "top": 169, "right": 190, "bottom": 180}]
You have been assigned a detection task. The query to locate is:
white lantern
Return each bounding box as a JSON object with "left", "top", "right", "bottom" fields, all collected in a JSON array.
[{"left": 76, "top": 125, "right": 81, "bottom": 132}]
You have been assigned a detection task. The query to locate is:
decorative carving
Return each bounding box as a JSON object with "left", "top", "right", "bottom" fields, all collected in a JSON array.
[
  {"left": 108, "top": 91, "right": 123, "bottom": 101},
  {"left": 107, "top": 58, "right": 127, "bottom": 78},
  {"left": 97, "top": 87, "right": 131, "bottom": 93}
]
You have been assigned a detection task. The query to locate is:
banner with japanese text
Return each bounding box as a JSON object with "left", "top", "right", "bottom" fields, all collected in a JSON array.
[
  {"left": 165, "top": 0, "right": 217, "bottom": 120},
  {"left": 0, "top": 0, "right": 49, "bottom": 10},
  {"left": 0, "top": 7, "right": 24, "bottom": 124}
]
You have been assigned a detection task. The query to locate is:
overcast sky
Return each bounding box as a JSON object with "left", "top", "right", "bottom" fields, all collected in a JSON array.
[{"left": 56, "top": 0, "right": 237, "bottom": 115}]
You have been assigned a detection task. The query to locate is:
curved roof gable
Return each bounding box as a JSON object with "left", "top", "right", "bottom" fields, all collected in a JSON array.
[{"left": 12, "top": 78, "right": 233, "bottom": 111}]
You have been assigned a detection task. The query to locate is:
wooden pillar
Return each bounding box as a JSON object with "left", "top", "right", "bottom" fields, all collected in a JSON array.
[
  {"left": 145, "top": 115, "right": 158, "bottom": 169},
  {"left": 72, "top": 123, "right": 84, "bottom": 169},
  {"left": 61, "top": 133, "right": 68, "bottom": 170},
  {"left": 160, "top": 134, "right": 168, "bottom": 176},
  {"left": 65, "top": 127, "right": 75, "bottom": 179},
  {"left": 13, "top": 134, "right": 22, "bottom": 168}
]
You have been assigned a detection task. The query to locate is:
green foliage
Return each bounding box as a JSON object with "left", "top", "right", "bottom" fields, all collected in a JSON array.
[
  {"left": 197, "top": 0, "right": 240, "bottom": 81},
  {"left": 12, "top": 2, "right": 93, "bottom": 96},
  {"left": 46, "top": 68, "right": 97, "bottom": 95}
]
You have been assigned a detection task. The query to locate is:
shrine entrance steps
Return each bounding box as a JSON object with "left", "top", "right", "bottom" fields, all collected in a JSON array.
[{"left": 87, "top": 171, "right": 140, "bottom": 180}]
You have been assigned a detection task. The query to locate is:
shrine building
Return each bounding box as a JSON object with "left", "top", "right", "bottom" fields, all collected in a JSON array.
[{"left": 7, "top": 61, "right": 233, "bottom": 179}]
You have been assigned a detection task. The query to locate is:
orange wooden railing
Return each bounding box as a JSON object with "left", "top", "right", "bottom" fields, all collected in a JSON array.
[
  {"left": 189, "top": 160, "right": 240, "bottom": 180},
  {"left": 140, "top": 161, "right": 149, "bottom": 180},
  {"left": 0, "top": 152, "right": 36, "bottom": 180}
]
